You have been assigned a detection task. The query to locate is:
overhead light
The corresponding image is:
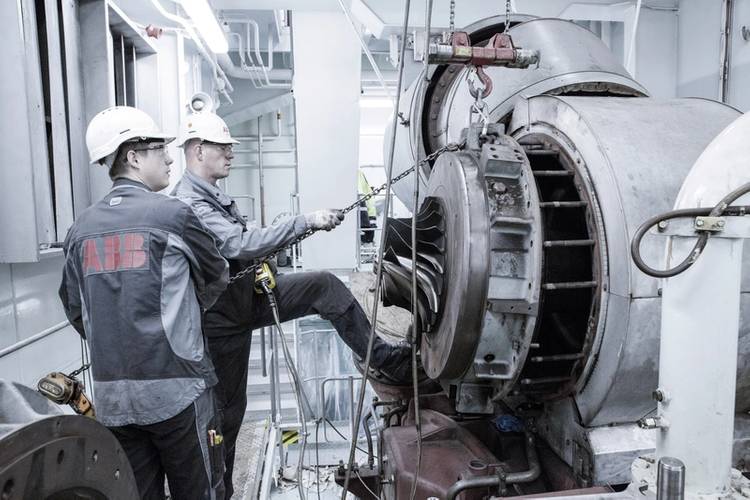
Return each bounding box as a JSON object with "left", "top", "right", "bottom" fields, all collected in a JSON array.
[{"left": 180, "top": 0, "right": 228, "bottom": 53}]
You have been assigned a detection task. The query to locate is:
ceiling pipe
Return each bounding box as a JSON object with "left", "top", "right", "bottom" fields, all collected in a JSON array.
[
  {"left": 148, "top": 0, "right": 234, "bottom": 101},
  {"left": 625, "top": 0, "right": 643, "bottom": 75},
  {"left": 246, "top": 19, "right": 289, "bottom": 87},
  {"left": 216, "top": 53, "right": 292, "bottom": 81}
]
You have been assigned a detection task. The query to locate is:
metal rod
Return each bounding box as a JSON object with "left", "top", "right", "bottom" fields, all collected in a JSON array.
[
  {"left": 520, "top": 376, "right": 572, "bottom": 385},
  {"left": 524, "top": 149, "right": 559, "bottom": 156},
  {"left": 120, "top": 35, "right": 127, "bottom": 105},
  {"left": 258, "top": 116, "right": 266, "bottom": 227},
  {"left": 529, "top": 353, "right": 584, "bottom": 362},
  {"left": 542, "top": 281, "right": 598, "bottom": 290},
  {"left": 235, "top": 135, "right": 293, "bottom": 141},
  {"left": 336, "top": 0, "right": 394, "bottom": 103},
  {"left": 719, "top": 0, "right": 734, "bottom": 102},
  {"left": 320, "top": 376, "right": 364, "bottom": 442},
  {"left": 275, "top": 326, "right": 285, "bottom": 470},
  {"left": 543, "top": 239, "right": 595, "bottom": 247},
  {"left": 532, "top": 170, "right": 573, "bottom": 177},
  {"left": 445, "top": 434, "right": 540, "bottom": 500},
  {"left": 233, "top": 149, "right": 296, "bottom": 154},
  {"left": 539, "top": 201, "right": 588, "bottom": 208},
  {"left": 0, "top": 321, "right": 70, "bottom": 358},
  {"left": 231, "top": 164, "right": 296, "bottom": 170},
  {"left": 341, "top": 0, "right": 412, "bottom": 496},
  {"left": 625, "top": 0, "right": 643, "bottom": 75},
  {"left": 657, "top": 457, "right": 686, "bottom": 500},
  {"left": 363, "top": 411, "right": 375, "bottom": 467},
  {"left": 260, "top": 329, "right": 267, "bottom": 378}
]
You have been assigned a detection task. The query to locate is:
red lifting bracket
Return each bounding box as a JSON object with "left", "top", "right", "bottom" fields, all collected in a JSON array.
[{"left": 427, "top": 31, "right": 539, "bottom": 98}]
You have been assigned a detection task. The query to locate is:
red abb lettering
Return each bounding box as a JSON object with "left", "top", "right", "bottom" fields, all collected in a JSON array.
[
  {"left": 103, "top": 235, "right": 121, "bottom": 270},
  {"left": 82, "top": 233, "right": 148, "bottom": 274},
  {"left": 83, "top": 239, "right": 102, "bottom": 273},
  {"left": 123, "top": 233, "right": 147, "bottom": 268}
]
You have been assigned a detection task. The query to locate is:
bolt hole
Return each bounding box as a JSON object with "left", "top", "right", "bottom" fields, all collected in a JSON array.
[
  {"left": 484, "top": 354, "right": 495, "bottom": 362},
  {"left": 57, "top": 450, "right": 65, "bottom": 465},
  {"left": 469, "top": 459, "right": 487, "bottom": 470},
  {"left": 492, "top": 154, "right": 499, "bottom": 159}
]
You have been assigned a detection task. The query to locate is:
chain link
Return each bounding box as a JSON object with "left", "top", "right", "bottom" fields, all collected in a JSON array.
[
  {"left": 449, "top": 0, "right": 455, "bottom": 33},
  {"left": 504, "top": 0, "right": 512, "bottom": 33},
  {"left": 227, "top": 141, "right": 466, "bottom": 285}
]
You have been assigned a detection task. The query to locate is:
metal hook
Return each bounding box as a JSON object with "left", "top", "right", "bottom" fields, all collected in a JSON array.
[{"left": 468, "top": 66, "right": 493, "bottom": 99}]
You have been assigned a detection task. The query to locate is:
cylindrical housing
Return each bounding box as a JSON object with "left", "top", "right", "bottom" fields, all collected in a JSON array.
[{"left": 656, "top": 457, "right": 685, "bottom": 500}]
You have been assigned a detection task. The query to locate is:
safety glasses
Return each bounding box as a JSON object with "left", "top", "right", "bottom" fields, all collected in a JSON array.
[{"left": 201, "top": 140, "right": 233, "bottom": 154}]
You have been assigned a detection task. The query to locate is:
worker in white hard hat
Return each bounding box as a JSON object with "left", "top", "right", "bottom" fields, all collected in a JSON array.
[
  {"left": 172, "top": 109, "right": 413, "bottom": 497},
  {"left": 58, "top": 106, "right": 230, "bottom": 499}
]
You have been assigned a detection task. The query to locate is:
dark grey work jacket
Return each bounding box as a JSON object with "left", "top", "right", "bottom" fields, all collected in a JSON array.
[
  {"left": 59, "top": 178, "right": 229, "bottom": 426},
  {"left": 172, "top": 171, "right": 307, "bottom": 336}
]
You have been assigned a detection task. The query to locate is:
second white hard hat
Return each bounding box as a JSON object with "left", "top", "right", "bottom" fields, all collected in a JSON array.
[
  {"left": 178, "top": 112, "right": 239, "bottom": 147},
  {"left": 85, "top": 106, "right": 174, "bottom": 165}
]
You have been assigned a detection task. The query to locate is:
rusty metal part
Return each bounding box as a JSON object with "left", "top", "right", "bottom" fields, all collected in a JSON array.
[
  {"left": 445, "top": 433, "right": 541, "bottom": 500},
  {"left": 380, "top": 409, "right": 503, "bottom": 499},
  {"left": 427, "top": 31, "right": 539, "bottom": 70}
]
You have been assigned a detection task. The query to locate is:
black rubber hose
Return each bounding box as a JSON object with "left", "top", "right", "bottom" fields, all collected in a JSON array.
[{"left": 630, "top": 182, "right": 750, "bottom": 278}]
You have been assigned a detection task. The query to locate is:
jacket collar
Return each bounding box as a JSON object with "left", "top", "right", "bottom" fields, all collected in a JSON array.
[
  {"left": 183, "top": 170, "right": 233, "bottom": 206},
  {"left": 111, "top": 178, "right": 151, "bottom": 192}
]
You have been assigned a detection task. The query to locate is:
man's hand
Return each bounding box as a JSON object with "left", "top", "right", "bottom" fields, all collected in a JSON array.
[{"left": 305, "top": 209, "right": 345, "bottom": 231}]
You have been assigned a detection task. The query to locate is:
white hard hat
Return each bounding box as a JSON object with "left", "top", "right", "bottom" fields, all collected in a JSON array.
[
  {"left": 86, "top": 106, "right": 174, "bottom": 165},
  {"left": 178, "top": 111, "right": 239, "bottom": 147}
]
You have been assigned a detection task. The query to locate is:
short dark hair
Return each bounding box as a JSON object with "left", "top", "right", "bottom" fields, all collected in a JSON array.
[{"left": 108, "top": 142, "right": 141, "bottom": 180}]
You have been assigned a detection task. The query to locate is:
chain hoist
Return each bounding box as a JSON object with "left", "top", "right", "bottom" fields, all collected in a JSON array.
[{"left": 227, "top": 141, "right": 465, "bottom": 285}]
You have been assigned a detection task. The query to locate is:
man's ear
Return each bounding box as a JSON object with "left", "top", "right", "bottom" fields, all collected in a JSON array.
[{"left": 126, "top": 149, "right": 140, "bottom": 169}]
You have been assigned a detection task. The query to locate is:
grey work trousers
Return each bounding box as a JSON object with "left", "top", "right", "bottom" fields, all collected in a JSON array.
[{"left": 205, "top": 271, "right": 403, "bottom": 498}]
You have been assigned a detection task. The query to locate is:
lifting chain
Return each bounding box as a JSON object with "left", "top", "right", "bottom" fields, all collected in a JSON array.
[
  {"left": 227, "top": 140, "right": 466, "bottom": 285},
  {"left": 504, "top": 0, "right": 512, "bottom": 33},
  {"left": 449, "top": 0, "right": 456, "bottom": 33}
]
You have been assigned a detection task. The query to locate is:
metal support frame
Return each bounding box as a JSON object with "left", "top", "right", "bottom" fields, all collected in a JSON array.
[{"left": 634, "top": 111, "right": 750, "bottom": 498}]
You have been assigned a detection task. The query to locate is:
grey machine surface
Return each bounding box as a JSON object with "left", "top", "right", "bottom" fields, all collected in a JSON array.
[
  {"left": 0, "top": 379, "right": 138, "bottom": 499},
  {"left": 368, "top": 16, "right": 750, "bottom": 493}
]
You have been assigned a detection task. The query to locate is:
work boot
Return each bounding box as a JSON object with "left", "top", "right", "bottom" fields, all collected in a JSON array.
[{"left": 355, "top": 342, "right": 431, "bottom": 387}]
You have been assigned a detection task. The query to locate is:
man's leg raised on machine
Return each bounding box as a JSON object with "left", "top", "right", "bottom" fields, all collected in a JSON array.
[{"left": 249, "top": 271, "right": 413, "bottom": 382}]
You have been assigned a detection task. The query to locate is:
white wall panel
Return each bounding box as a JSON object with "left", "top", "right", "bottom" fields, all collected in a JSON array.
[
  {"left": 0, "top": 328, "right": 80, "bottom": 388},
  {"left": 292, "top": 12, "right": 361, "bottom": 270},
  {"left": 0, "top": 265, "right": 16, "bottom": 351},
  {"left": 11, "top": 257, "right": 68, "bottom": 341},
  {"left": 0, "top": 0, "right": 42, "bottom": 262},
  {"left": 727, "top": 1, "right": 750, "bottom": 111},
  {"left": 676, "top": 0, "right": 722, "bottom": 100}
]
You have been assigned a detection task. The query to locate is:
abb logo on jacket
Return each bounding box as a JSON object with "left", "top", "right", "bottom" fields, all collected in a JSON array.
[{"left": 82, "top": 232, "right": 149, "bottom": 275}]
